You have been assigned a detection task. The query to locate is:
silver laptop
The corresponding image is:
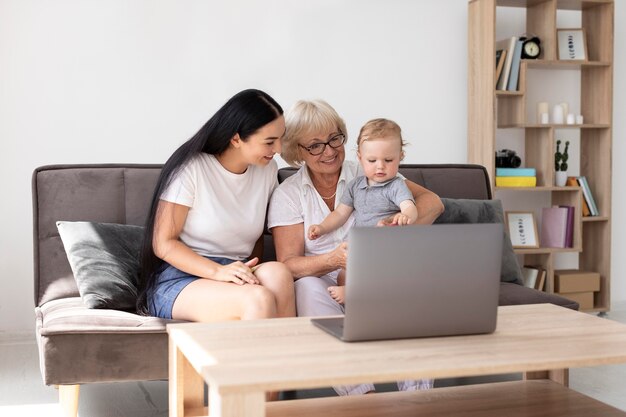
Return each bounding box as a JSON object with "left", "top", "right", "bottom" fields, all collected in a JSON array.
[{"left": 311, "top": 223, "right": 503, "bottom": 342}]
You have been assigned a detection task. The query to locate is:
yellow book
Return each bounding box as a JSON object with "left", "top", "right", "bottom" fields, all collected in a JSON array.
[{"left": 495, "top": 176, "right": 536, "bottom": 187}]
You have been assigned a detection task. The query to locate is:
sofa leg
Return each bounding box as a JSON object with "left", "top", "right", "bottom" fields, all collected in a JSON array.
[{"left": 58, "top": 384, "right": 80, "bottom": 417}]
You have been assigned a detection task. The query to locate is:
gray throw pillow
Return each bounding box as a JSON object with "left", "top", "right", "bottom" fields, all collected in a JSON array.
[
  {"left": 57, "top": 221, "right": 144, "bottom": 310},
  {"left": 434, "top": 198, "right": 523, "bottom": 285}
]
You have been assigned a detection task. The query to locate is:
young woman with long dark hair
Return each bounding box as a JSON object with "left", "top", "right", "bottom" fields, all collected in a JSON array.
[{"left": 137, "top": 89, "right": 295, "bottom": 323}]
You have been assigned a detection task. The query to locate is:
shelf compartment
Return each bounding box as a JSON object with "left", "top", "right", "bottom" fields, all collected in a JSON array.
[
  {"left": 495, "top": 90, "right": 524, "bottom": 97},
  {"left": 498, "top": 124, "right": 610, "bottom": 129},
  {"left": 495, "top": 186, "right": 580, "bottom": 192},
  {"left": 525, "top": 59, "right": 611, "bottom": 69},
  {"left": 496, "top": 0, "right": 613, "bottom": 11},
  {"left": 583, "top": 216, "right": 609, "bottom": 222},
  {"left": 515, "top": 247, "right": 581, "bottom": 255}
]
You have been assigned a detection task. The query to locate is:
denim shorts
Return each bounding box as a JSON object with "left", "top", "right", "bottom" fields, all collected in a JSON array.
[{"left": 147, "top": 256, "right": 238, "bottom": 319}]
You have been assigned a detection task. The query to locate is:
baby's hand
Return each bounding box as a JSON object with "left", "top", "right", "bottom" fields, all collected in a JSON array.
[
  {"left": 391, "top": 212, "right": 414, "bottom": 226},
  {"left": 308, "top": 224, "right": 322, "bottom": 240}
]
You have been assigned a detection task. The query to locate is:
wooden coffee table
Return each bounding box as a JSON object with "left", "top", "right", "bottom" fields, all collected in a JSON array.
[{"left": 167, "top": 304, "right": 626, "bottom": 417}]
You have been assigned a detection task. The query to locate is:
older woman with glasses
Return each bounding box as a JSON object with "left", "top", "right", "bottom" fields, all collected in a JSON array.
[{"left": 267, "top": 99, "right": 444, "bottom": 396}]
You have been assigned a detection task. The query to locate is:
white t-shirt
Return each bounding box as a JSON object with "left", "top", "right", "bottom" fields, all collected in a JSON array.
[
  {"left": 161, "top": 153, "right": 278, "bottom": 260},
  {"left": 267, "top": 160, "right": 359, "bottom": 258}
]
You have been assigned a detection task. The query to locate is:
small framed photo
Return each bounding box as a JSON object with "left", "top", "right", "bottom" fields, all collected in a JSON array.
[
  {"left": 557, "top": 28, "right": 588, "bottom": 61},
  {"left": 505, "top": 211, "right": 539, "bottom": 248}
]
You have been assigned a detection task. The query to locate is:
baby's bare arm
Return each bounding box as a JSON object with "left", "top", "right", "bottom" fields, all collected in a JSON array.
[
  {"left": 399, "top": 200, "right": 418, "bottom": 224},
  {"left": 309, "top": 203, "right": 354, "bottom": 239}
]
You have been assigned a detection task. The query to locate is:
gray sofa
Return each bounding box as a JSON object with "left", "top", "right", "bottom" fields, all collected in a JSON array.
[{"left": 32, "top": 163, "right": 578, "bottom": 415}]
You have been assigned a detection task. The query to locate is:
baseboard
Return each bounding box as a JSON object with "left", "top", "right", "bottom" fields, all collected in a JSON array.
[
  {"left": 610, "top": 299, "right": 626, "bottom": 312},
  {"left": 0, "top": 330, "right": 36, "bottom": 345}
]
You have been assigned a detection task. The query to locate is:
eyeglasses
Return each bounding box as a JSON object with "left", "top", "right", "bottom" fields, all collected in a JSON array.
[{"left": 298, "top": 133, "right": 346, "bottom": 156}]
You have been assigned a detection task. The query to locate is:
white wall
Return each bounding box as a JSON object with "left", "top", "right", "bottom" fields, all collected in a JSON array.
[{"left": 0, "top": 0, "right": 623, "bottom": 334}]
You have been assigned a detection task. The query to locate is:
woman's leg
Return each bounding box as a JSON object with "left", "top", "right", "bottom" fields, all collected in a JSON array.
[
  {"left": 172, "top": 278, "right": 278, "bottom": 322},
  {"left": 295, "top": 274, "right": 375, "bottom": 396},
  {"left": 295, "top": 274, "right": 344, "bottom": 317},
  {"left": 253, "top": 261, "right": 296, "bottom": 318}
]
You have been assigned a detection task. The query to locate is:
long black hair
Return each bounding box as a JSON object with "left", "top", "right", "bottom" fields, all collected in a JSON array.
[{"left": 136, "top": 89, "right": 283, "bottom": 314}]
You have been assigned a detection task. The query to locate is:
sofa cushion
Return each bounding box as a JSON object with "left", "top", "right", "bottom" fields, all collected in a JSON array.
[
  {"left": 56, "top": 221, "right": 143, "bottom": 311},
  {"left": 434, "top": 198, "right": 523, "bottom": 285},
  {"left": 36, "top": 297, "right": 174, "bottom": 384},
  {"left": 499, "top": 282, "right": 579, "bottom": 310}
]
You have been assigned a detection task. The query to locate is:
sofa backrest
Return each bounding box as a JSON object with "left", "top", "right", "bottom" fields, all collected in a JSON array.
[
  {"left": 32, "top": 165, "right": 162, "bottom": 307},
  {"left": 32, "top": 163, "right": 491, "bottom": 307},
  {"left": 278, "top": 164, "right": 492, "bottom": 200}
]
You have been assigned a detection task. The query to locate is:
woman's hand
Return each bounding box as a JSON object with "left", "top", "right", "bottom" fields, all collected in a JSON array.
[
  {"left": 213, "top": 258, "right": 260, "bottom": 285},
  {"left": 327, "top": 242, "right": 348, "bottom": 269}
]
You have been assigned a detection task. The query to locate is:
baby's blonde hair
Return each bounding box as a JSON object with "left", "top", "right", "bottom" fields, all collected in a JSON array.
[{"left": 357, "top": 118, "right": 407, "bottom": 150}]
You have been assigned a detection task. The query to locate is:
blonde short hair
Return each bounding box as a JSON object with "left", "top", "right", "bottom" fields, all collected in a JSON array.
[
  {"left": 357, "top": 118, "right": 407, "bottom": 149},
  {"left": 281, "top": 99, "right": 348, "bottom": 167}
]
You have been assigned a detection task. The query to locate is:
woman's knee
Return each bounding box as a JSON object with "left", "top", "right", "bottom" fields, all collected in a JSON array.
[
  {"left": 242, "top": 285, "right": 277, "bottom": 318},
  {"left": 257, "top": 262, "right": 294, "bottom": 290}
]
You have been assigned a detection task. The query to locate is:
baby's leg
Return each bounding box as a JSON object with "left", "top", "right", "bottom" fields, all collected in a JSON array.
[
  {"left": 327, "top": 286, "right": 346, "bottom": 304},
  {"left": 336, "top": 269, "right": 346, "bottom": 286},
  {"left": 327, "top": 269, "right": 346, "bottom": 304}
]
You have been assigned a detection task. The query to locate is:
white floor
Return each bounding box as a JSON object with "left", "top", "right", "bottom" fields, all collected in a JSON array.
[{"left": 2, "top": 304, "right": 626, "bottom": 417}]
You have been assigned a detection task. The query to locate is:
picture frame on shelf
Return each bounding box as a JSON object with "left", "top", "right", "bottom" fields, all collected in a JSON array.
[
  {"left": 557, "top": 28, "right": 588, "bottom": 61},
  {"left": 505, "top": 211, "right": 539, "bottom": 248}
]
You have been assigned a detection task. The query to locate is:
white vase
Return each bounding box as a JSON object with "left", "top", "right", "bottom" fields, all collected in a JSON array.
[{"left": 555, "top": 171, "right": 567, "bottom": 187}]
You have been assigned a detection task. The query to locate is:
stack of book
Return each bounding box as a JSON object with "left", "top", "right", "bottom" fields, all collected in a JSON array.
[
  {"left": 496, "top": 36, "right": 523, "bottom": 91},
  {"left": 566, "top": 176, "right": 599, "bottom": 216},
  {"left": 540, "top": 205, "right": 575, "bottom": 248},
  {"left": 495, "top": 167, "right": 536, "bottom": 187}
]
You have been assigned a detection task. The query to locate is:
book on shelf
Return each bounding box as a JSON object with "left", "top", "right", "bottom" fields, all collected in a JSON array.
[
  {"left": 541, "top": 206, "right": 568, "bottom": 248},
  {"left": 506, "top": 38, "right": 524, "bottom": 91},
  {"left": 495, "top": 176, "right": 536, "bottom": 187},
  {"left": 496, "top": 167, "right": 536, "bottom": 177},
  {"left": 559, "top": 205, "right": 575, "bottom": 248},
  {"left": 535, "top": 268, "right": 546, "bottom": 291},
  {"left": 495, "top": 37, "right": 516, "bottom": 91},
  {"left": 577, "top": 176, "right": 599, "bottom": 216},
  {"left": 567, "top": 176, "right": 590, "bottom": 216},
  {"left": 495, "top": 49, "right": 507, "bottom": 88},
  {"left": 521, "top": 266, "right": 539, "bottom": 289}
]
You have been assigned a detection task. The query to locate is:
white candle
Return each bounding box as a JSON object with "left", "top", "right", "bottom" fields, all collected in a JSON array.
[
  {"left": 540, "top": 113, "right": 550, "bottom": 124},
  {"left": 560, "top": 102, "right": 569, "bottom": 118},
  {"left": 552, "top": 104, "right": 564, "bottom": 125},
  {"left": 576, "top": 114, "right": 584, "bottom": 124},
  {"left": 537, "top": 102, "right": 549, "bottom": 124},
  {"left": 566, "top": 113, "right": 575, "bottom": 125}
]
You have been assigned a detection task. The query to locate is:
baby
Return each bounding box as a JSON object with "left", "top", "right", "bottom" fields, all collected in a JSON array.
[{"left": 308, "top": 118, "right": 417, "bottom": 303}]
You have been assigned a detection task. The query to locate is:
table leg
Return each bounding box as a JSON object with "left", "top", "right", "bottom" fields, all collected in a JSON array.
[
  {"left": 208, "top": 386, "right": 265, "bottom": 417},
  {"left": 524, "top": 369, "right": 569, "bottom": 387},
  {"left": 169, "top": 337, "right": 205, "bottom": 417}
]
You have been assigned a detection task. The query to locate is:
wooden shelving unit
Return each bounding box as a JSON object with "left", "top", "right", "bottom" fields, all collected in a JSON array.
[{"left": 468, "top": 0, "right": 613, "bottom": 311}]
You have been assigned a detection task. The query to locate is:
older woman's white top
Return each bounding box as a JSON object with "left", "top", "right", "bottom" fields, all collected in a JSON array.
[{"left": 267, "top": 160, "right": 359, "bottom": 259}]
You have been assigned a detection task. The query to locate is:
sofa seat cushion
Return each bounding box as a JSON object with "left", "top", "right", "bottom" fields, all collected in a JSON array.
[
  {"left": 35, "top": 297, "right": 180, "bottom": 385},
  {"left": 499, "top": 282, "right": 579, "bottom": 310},
  {"left": 36, "top": 297, "right": 175, "bottom": 336}
]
